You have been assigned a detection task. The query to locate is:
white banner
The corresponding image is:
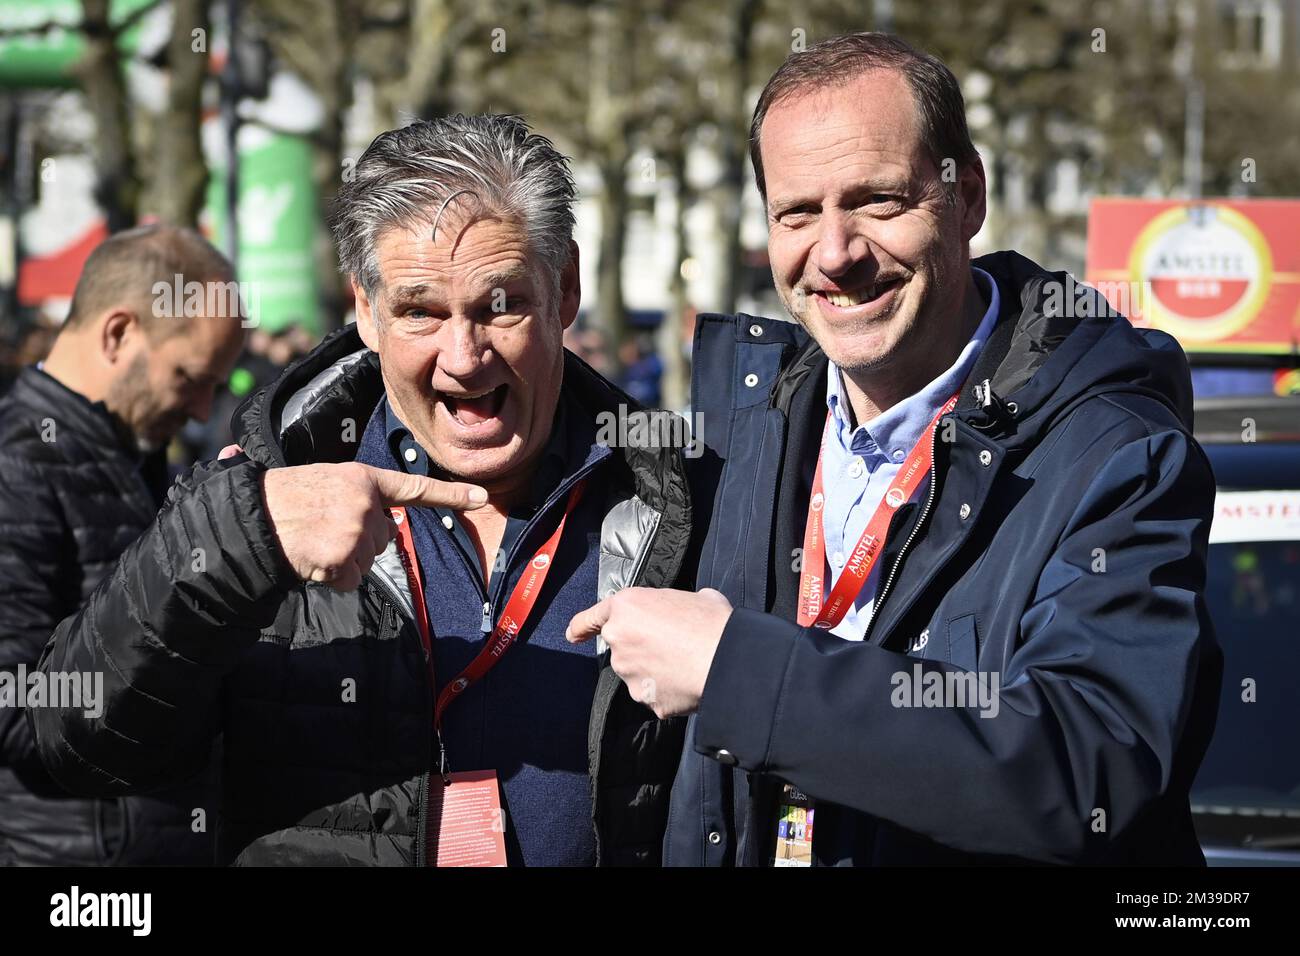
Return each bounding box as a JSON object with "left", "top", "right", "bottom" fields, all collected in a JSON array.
[{"left": 1209, "top": 490, "right": 1300, "bottom": 544}]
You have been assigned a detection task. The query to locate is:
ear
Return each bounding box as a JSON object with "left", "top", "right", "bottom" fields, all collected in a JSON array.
[
  {"left": 100, "top": 308, "right": 141, "bottom": 365},
  {"left": 353, "top": 278, "right": 380, "bottom": 351},
  {"left": 959, "top": 156, "right": 987, "bottom": 243},
  {"left": 558, "top": 241, "right": 581, "bottom": 332}
]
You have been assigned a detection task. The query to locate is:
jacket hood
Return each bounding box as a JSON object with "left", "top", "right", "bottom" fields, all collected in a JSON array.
[
  {"left": 962, "top": 250, "right": 1194, "bottom": 448},
  {"left": 769, "top": 250, "right": 1194, "bottom": 452},
  {"left": 232, "top": 325, "right": 380, "bottom": 469}
]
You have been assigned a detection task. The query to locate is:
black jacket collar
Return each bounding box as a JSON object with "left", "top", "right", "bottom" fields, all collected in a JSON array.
[{"left": 10, "top": 366, "right": 143, "bottom": 461}]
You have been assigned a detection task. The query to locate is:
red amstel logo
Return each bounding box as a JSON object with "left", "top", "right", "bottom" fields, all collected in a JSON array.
[{"left": 1129, "top": 203, "right": 1273, "bottom": 342}]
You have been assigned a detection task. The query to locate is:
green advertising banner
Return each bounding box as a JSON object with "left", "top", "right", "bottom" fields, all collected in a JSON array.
[
  {"left": 0, "top": 0, "right": 152, "bottom": 88},
  {"left": 207, "top": 129, "right": 322, "bottom": 335}
]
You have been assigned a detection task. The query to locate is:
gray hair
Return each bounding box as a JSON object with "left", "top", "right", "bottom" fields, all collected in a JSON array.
[{"left": 330, "top": 114, "right": 577, "bottom": 305}]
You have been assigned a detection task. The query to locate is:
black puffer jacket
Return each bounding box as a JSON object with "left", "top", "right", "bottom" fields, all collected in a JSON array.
[
  {"left": 31, "top": 328, "right": 692, "bottom": 865},
  {"left": 0, "top": 367, "right": 213, "bottom": 866}
]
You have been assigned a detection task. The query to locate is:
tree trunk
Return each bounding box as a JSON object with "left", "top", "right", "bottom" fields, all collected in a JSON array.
[
  {"left": 715, "top": 0, "right": 760, "bottom": 314},
  {"left": 405, "top": 0, "right": 462, "bottom": 119},
  {"left": 309, "top": 3, "right": 356, "bottom": 332},
  {"left": 657, "top": 145, "right": 690, "bottom": 412},
  {"left": 588, "top": 1, "right": 632, "bottom": 354},
  {"left": 152, "top": 0, "right": 211, "bottom": 227},
  {"left": 78, "top": 0, "right": 139, "bottom": 231},
  {"left": 595, "top": 152, "right": 629, "bottom": 354}
]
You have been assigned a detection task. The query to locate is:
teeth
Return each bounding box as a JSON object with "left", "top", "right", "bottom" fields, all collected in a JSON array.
[
  {"left": 824, "top": 279, "right": 899, "bottom": 308},
  {"left": 446, "top": 387, "right": 495, "bottom": 401},
  {"left": 826, "top": 290, "right": 868, "bottom": 307}
]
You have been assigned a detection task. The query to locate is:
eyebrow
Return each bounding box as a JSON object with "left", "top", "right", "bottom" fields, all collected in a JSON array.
[
  {"left": 769, "top": 176, "right": 912, "bottom": 215},
  {"left": 385, "top": 269, "right": 534, "bottom": 311},
  {"left": 386, "top": 283, "right": 434, "bottom": 310},
  {"left": 473, "top": 267, "right": 533, "bottom": 291},
  {"left": 768, "top": 195, "right": 818, "bottom": 217}
]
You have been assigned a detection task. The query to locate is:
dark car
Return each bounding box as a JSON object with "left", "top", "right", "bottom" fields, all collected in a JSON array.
[{"left": 1191, "top": 394, "right": 1300, "bottom": 866}]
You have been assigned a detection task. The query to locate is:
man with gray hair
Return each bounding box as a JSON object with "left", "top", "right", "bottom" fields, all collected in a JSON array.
[{"left": 30, "top": 115, "right": 693, "bottom": 866}]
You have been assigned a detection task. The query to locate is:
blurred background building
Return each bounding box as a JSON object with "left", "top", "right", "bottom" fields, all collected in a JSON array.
[{"left": 2, "top": 0, "right": 1299, "bottom": 422}]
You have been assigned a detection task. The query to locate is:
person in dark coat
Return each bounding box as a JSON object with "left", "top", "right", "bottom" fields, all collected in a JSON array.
[
  {"left": 567, "top": 33, "right": 1222, "bottom": 865},
  {"left": 0, "top": 224, "right": 244, "bottom": 865},
  {"left": 30, "top": 116, "right": 693, "bottom": 866}
]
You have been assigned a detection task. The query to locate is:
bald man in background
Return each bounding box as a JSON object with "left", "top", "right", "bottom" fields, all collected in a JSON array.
[{"left": 0, "top": 224, "right": 244, "bottom": 865}]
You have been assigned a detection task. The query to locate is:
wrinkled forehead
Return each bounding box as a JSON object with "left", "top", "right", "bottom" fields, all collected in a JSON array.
[{"left": 371, "top": 213, "right": 542, "bottom": 301}]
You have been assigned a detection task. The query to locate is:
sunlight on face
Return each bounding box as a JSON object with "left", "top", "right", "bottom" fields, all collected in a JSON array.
[
  {"left": 762, "top": 69, "right": 982, "bottom": 379},
  {"left": 359, "top": 216, "right": 569, "bottom": 484}
]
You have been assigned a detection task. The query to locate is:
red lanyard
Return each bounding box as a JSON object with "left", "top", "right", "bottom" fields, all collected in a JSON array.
[
  {"left": 389, "top": 480, "right": 587, "bottom": 732},
  {"left": 797, "top": 393, "right": 958, "bottom": 630}
]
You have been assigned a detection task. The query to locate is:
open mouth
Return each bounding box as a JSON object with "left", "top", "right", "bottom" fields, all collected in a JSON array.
[
  {"left": 819, "top": 277, "right": 904, "bottom": 309},
  {"left": 439, "top": 384, "right": 507, "bottom": 427}
]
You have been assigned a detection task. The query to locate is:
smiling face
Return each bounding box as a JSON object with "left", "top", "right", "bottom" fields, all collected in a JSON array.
[
  {"left": 354, "top": 214, "right": 579, "bottom": 487},
  {"left": 761, "top": 68, "right": 986, "bottom": 386}
]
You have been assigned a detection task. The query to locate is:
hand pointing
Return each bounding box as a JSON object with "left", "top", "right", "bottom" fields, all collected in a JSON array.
[
  {"left": 567, "top": 587, "right": 733, "bottom": 718},
  {"left": 262, "top": 461, "right": 487, "bottom": 591}
]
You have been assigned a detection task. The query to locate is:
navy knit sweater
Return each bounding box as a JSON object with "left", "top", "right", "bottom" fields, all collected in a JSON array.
[{"left": 355, "top": 393, "right": 610, "bottom": 866}]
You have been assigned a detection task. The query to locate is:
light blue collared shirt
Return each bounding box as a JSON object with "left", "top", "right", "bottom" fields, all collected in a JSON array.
[{"left": 820, "top": 266, "right": 1000, "bottom": 640}]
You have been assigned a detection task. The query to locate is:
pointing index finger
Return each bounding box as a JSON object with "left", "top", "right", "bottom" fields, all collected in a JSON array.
[
  {"left": 365, "top": 465, "right": 488, "bottom": 510},
  {"left": 566, "top": 597, "right": 613, "bottom": 644}
]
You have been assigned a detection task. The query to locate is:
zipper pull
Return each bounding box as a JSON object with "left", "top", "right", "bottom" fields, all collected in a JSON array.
[{"left": 480, "top": 601, "right": 492, "bottom": 635}]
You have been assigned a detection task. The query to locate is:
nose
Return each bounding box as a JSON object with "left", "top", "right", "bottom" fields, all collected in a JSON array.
[
  {"left": 437, "top": 315, "right": 492, "bottom": 380},
  {"left": 813, "top": 208, "right": 873, "bottom": 280}
]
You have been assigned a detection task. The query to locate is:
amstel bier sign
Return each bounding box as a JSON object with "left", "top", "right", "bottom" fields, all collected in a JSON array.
[{"left": 1086, "top": 199, "right": 1299, "bottom": 355}]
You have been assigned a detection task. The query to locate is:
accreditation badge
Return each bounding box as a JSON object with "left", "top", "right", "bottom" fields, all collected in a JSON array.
[
  {"left": 427, "top": 770, "right": 508, "bottom": 867},
  {"left": 771, "top": 784, "right": 815, "bottom": 867}
]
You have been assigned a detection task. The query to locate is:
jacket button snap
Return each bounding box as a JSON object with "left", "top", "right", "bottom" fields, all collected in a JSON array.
[
  {"left": 979, "top": 450, "right": 992, "bottom": 466},
  {"left": 715, "top": 749, "right": 739, "bottom": 766},
  {"left": 708, "top": 831, "right": 723, "bottom": 845},
  {"left": 959, "top": 503, "right": 972, "bottom": 520},
  {"left": 744, "top": 373, "right": 759, "bottom": 387},
  {"left": 749, "top": 324, "right": 763, "bottom": 337}
]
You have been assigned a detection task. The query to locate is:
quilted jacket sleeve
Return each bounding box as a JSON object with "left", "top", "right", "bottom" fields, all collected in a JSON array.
[{"left": 30, "top": 457, "right": 299, "bottom": 796}]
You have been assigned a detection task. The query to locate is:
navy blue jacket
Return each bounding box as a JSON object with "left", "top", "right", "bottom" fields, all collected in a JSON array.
[{"left": 666, "top": 250, "right": 1222, "bottom": 866}]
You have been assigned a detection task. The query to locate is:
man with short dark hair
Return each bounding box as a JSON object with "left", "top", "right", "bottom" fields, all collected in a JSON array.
[
  {"left": 30, "top": 116, "right": 693, "bottom": 866},
  {"left": 0, "top": 223, "right": 243, "bottom": 865},
  {"left": 568, "top": 32, "right": 1223, "bottom": 866}
]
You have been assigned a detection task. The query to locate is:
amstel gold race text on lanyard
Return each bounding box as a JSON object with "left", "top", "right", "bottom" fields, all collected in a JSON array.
[{"left": 796, "top": 394, "right": 958, "bottom": 630}]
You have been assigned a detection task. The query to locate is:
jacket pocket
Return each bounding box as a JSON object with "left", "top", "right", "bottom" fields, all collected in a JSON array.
[{"left": 946, "top": 614, "right": 978, "bottom": 672}]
